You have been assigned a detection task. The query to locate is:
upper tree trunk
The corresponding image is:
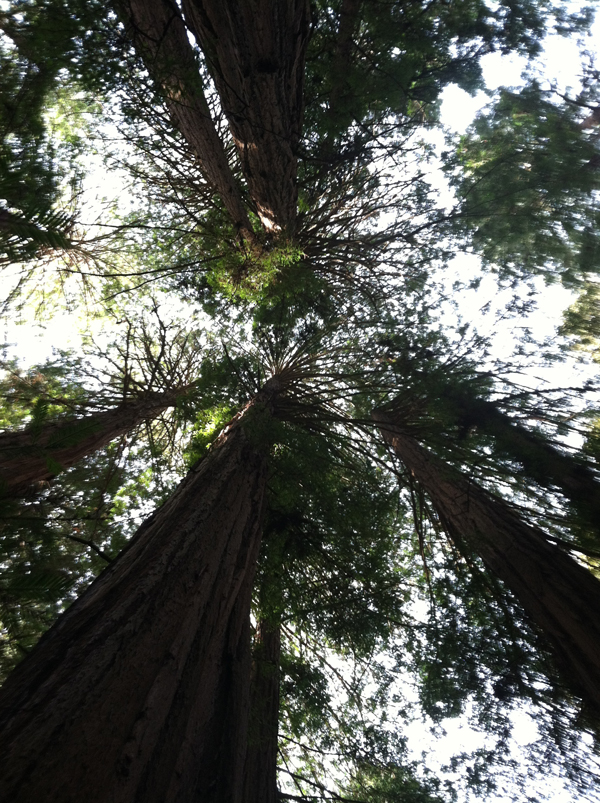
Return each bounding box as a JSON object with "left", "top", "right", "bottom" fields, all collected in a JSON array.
[
  {"left": 326, "top": 0, "right": 361, "bottom": 131},
  {"left": 0, "top": 390, "right": 182, "bottom": 497},
  {"left": 120, "top": 0, "right": 256, "bottom": 243},
  {"left": 182, "top": 0, "right": 310, "bottom": 233},
  {"left": 442, "top": 387, "right": 600, "bottom": 532},
  {"left": 374, "top": 409, "right": 600, "bottom": 713},
  {"left": 242, "top": 619, "right": 281, "bottom": 803},
  {"left": 0, "top": 398, "right": 271, "bottom": 803}
]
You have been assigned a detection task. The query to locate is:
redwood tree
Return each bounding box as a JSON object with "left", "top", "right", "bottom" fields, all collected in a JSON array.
[
  {"left": 374, "top": 407, "right": 600, "bottom": 712},
  {"left": 0, "top": 391, "right": 273, "bottom": 803},
  {"left": 1, "top": 0, "right": 600, "bottom": 800},
  {"left": 0, "top": 388, "right": 186, "bottom": 496},
  {"left": 242, "top": 619, "right": 281, "bottom": 803}
]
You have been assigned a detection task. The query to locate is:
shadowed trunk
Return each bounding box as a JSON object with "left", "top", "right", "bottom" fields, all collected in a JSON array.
[
  {"left": 0, "top": 389, "right": 183, "bottom": 496},
  {"left": 243, "top": 619, "right": 281, "bottom": 803},
  {"left": 441, "top": 387, "right": 600, "bottom": 531},
  {"left": 182, "top": 0, "right": 310, "bottom": 233},
  {"left": 0, "top": 398, "right": 271, "bottom": 803},
  {"left": 374, "top": 409, "right": 600, "bottom": 713},
  {"left": 121, "top": 0, "right": 256, "bottom": 243},
  {"left": 326, "top": 0, "right": 361, "bottom": 128}
]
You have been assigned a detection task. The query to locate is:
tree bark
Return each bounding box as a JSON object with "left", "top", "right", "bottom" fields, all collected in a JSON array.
[
  {"left": 374, "top": 409, "right": 600, "bottom": 713},
  {"left": 579, "top": 106, "right": 600, "bottom": 130},
  {"left": 0, "top": 390, "right": 182, "bottom": 496},
  {"left": 120, "top": 0, "right": 257, "bottom": 243},
  {"left": 0, "top": 399, "right": 270, "bottom": 803},
  {"left": 243, "top": 619, "right": 281, "bottom": 803},
  {"left": 182, "top": 0, "right": 310, "bottom": 233}
]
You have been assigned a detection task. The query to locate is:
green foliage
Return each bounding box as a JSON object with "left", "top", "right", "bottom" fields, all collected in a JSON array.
[
  {"left": 183, "top": 404, "right": 236, "bottom": 463},
  {"left": 304, "top": 0, "right": 560, "bottom": 156},
  {"left": 259, "top": 423, "right": 406, "bottom": 650},
  {"left": 345, "top": 763, "right": 446, "bottom": 803},
  {"left": 0, "top": 353, "right": 89, "bottom": 430},
  {"left": 446, "top": 83, "right": 600, "bottom": 284},
  {"left": 0, "top": 0, "right": 125, "bottom": 261},
  {"left": 561, "top": 280, "right": 600, "bottom": 354},
  {"left": 206, "top": 241, "right": 306, "bottom": 303},
  {"left": 280, "top": 649, "right": 332, "bottom": 740},
  {"left": 2, "top": 2, "right": 600, "bottom": 801}
]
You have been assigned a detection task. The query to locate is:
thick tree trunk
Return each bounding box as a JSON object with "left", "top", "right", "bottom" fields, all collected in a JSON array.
[
  {"left": 0, "top": 390, "right": 181, "bottom": 496},
  {"left": 120, "top": 0, "right": 256, "bottom": 243},
  {"left": 441, "top": 388, "right": 600, "bottom": 530},
  {"left": 243, "top": 619, "right": 281, "bottom": 803},
  {"left": 0, "top": 400, "right": 270, "bottom": 803},
  {"left": 374, "top": 410, "right": 600, "bottom": 712},
  {"left": 182, "top": 0, "right": 310, "bottom": 233}
]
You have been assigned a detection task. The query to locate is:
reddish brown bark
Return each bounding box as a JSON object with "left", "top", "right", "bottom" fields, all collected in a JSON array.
[
  {"left": 374, "top": 410, "right": 600, "bottom": 712},
  {"left": 182, "top": 0, "right": 310, "bottom": 233},
  {"left": 0, "top": 390, "right": 182, "bottom": 496},
  {"left": 0, "top": 401, "right": 270, "bottom": 802},
  {"left": 243, "top": 619, "right": 281, "bottom": 803},
  {"left": 121, "top": 0, "right": 256, "bottom": 243},
  {"left": 579, "top": 106, "right": 600, "bottom": 130}
]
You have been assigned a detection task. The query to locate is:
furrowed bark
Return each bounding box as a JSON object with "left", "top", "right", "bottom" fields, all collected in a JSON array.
[
  {"left": 0, "top": 400, "right": 270, "bottom": 803},
  {"left": 182, "top": 0, "right": 311, "bottom": 233},
  {"left": 243, "top": 619, "right": 281, "bottom": 803},
  {"left": 0, "top": 390, "right": 181, "bottom": 496},
  {"left": 120, "top": 0, "right": 256, "bottom": 243},
  {"left": 374, "top": 409, "right": 600, "bottom": 713}
]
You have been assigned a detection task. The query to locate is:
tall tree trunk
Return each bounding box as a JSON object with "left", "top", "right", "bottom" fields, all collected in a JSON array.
[
  {"left": 326, "top": 0, "right": 361, "bottom": 129},
  {"left": 0, "top": 389, "right": 182, "bottom": 496},
  {"left": 120, "top": 0, "right": 257, "bottom": 243},
  {"left": 374, "top": 409, "right": 600, "bottom": 713},
  {"left": 243, "top": 619, "right": 281, "bottom": 803},
  {"left": 441, "top": 387, "right": 600, "bottom": 531},
  {"left": 0, "top": 398, "right": 271, "bottom": 803},
  {"left": 182, "top": 0, "right": 310, "bottom": 233}
]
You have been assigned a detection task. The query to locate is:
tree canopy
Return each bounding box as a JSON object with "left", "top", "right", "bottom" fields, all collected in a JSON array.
[{"left": 1, "top": 1, "right": 600, "bottom": 802}]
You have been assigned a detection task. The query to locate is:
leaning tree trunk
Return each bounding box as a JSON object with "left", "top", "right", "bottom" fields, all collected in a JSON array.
[
  {"left": 121, "top": 0, "right": 311, "bottom": 238},
  {"left": 182, "top": 0, "right": 310, "bottom": 233},
  {"left": 374, "top": 409, "right": 600, "bottom": 713},
  {"left": 120, "top": 0, "right": 257, "bottom": 243},
  {"left": 242, "top": 619, "right": 281, "bottom": 803},
  {"left": 0, "top": 389, "right": 182, "bottom": 497},
  {"left": 324, "top": 0, "right": 361, "bottom": 137},
  {"left": 441, "top": 387, "right": 600, "bottom": 532},
  {"left": 0, "top": 397, "right": 271, "bottom": 803}
]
